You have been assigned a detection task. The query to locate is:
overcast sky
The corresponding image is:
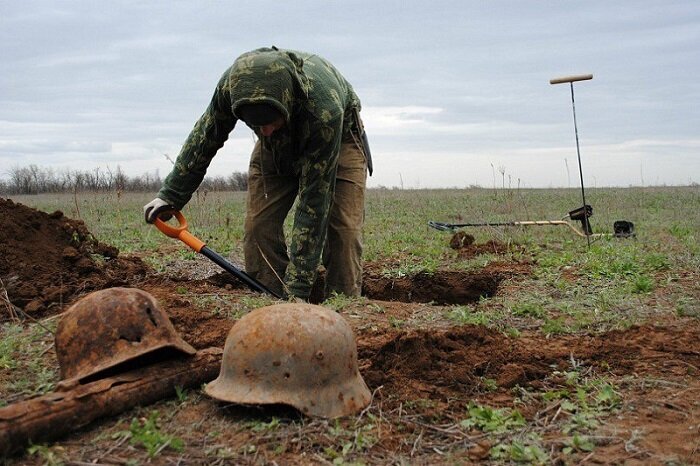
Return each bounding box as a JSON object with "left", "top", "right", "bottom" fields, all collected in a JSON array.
[{"left": 1, "top": 1, "right": 698, "bottom": 188}]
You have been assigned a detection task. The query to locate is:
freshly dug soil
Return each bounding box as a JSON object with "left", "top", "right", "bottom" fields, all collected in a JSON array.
[
  {"left": 0, "top": 198, "right": 150, "bottom": 316},
  {"left": 448, "top": 232, "right": 519, "bottom": 259},
  {"left": 361, "top": 322, "right": 700, "bottom": 407}
]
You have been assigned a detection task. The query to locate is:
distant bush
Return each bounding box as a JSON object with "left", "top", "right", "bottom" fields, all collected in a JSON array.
[{"left": 0, "top": 164, "right": 247, "bottom": 195}]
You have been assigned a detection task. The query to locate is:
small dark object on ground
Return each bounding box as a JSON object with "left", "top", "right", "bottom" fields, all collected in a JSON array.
[
  {"left": 614, "top": 220, "right": 635, "bottom": 238},
  {"left": 450, "top": 231, "right": 475, "bottom": 249}
]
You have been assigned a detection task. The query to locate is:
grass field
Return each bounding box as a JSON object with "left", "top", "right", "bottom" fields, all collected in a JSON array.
[{"left": 1, "top": 186, "right": 699, "bottom": 464}]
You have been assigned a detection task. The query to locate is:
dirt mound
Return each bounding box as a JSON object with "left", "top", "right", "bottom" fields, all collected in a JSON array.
[
  {"left": 449, "top": 231, "right": 475, "bottom": 249},
  {"left": 0, "top": 198, "right": 151, "bottom": 317},
  {"left": 361, "top": 323, "right": 700, "bottom": 406},
  {"left": 448, "top": 232, "right": 519, "bottom": 259}
]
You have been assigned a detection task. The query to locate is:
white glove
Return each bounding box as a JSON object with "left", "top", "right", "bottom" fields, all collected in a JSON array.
[{"left": 143, "top": 198, "right": 174, "bottom": 223}]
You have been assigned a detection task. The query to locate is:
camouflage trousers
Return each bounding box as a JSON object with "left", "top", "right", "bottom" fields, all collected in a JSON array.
[{"left": 243, "top": 139, "right": 368, "bottom": 299}]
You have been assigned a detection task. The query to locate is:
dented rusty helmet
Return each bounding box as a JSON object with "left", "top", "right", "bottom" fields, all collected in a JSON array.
[
  {"left": 55, "top": 287, "right": 196, "bottom": 383},
  {"left": 204, "top": 303, "right": 371, "bottom": 418}
]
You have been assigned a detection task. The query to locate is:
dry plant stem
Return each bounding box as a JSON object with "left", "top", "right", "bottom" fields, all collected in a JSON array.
[
  {"left": 72, "top": 187, "right": 81, "bottom": 219},
  {"left": 0, "top": 280, "right": 55, "bottom": 334},
  {"left": 0, "top": 278, "right": 21, "bottom": 322},
  {"left": 256, "top": 242, "right": 290, "bottom": 297}
]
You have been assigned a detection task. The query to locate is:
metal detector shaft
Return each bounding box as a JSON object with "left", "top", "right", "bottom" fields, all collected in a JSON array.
[
  {"left": 428, "top": 220, "right": 593, "bottom": 238},
  {"left": 550, "top": 73, "right": 594, "bottom": 246},
  {"left": 154, "top": 212, "right": 281, "bottom": 298}
]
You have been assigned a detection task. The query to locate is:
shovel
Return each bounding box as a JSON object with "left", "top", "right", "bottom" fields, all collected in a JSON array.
[{"left": 154, "top": 212, "right": 282, "bottom": 298}]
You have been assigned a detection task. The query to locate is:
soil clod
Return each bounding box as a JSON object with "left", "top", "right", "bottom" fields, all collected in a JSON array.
[{"left": 0, "top": 198, "right": 150, "bottom": 317}]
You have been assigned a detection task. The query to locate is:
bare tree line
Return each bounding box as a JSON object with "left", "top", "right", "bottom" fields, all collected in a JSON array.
[{"left": 0, "top": 165, "right": 248, "bottom": 195}]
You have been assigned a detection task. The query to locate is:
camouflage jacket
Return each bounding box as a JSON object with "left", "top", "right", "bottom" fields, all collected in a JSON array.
[{"left": 158, "top": 47, "right": 362, "bottom": 298}]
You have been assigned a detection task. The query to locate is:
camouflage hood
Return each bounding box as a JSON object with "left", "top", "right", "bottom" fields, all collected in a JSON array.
[{"left": 228, "top": 47, "right": 311, "bottom": 124}]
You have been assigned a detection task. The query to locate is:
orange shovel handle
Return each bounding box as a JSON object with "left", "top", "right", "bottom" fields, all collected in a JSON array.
[{"left": 153, "top": 211, "right": 206, "bottom": 252}]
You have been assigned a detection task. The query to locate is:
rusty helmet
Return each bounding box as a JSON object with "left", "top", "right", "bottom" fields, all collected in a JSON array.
[
  {"left": 204, "top": 303, "right": 371, "bottom": 418},
  {"left": 55, "top": 287, "right": 196, "bottom": 383}
]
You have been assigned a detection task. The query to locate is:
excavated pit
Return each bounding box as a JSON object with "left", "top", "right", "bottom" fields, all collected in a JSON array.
[
  {"left": 361, "top": 261, "right": 531, "bottom": 304},
  {"left": 362, "top": 270, "right": 501, "bottom": 304}
]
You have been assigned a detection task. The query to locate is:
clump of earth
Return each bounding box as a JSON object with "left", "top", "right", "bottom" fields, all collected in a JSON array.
[
  {"left": 0, "top": 198, "right": 150, "bottom": 316},
  {"left": 449, "top": 231, "right": 520, "bottom": 258}
]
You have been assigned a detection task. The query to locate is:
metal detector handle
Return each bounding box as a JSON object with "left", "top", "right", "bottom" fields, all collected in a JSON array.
[
  {"left": 154, "top": 211, "right": 206, "bottom": 252},
  {"left": 550, "top": 74, "right": 593, "bottom": 85}
]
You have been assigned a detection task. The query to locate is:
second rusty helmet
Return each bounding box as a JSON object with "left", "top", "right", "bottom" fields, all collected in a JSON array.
[
  {"left": 55, "top": 287, "right": 196, "bottom": 383},
  {"left": 204, "top": 303, "right": 371, "bottom": 418}
]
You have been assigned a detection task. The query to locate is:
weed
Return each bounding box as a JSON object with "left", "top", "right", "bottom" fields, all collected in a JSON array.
[
  {"left": 192, "top": 293, "right": 273, "bottom": 320},
  {"left": 593, "top": 382, "right": 621, "bottom": 409},
  {"left": 178, "top": 249, "right": 197, "bottom": 261},
  {"left": 389, "top": 316, "right": 405, "bottom": 328},
  {"left": 643, "top": 252, "right": 670, "bottom": 271},
  {"left": 324, "top": 292, "right": 363, "bottom": 311},
  {"left": 563, "top": 411, "right": 600, "bottom": 434},
  {"left": 113, "top": 410, "right": 184, "bottom": 458},
  {"left": 174, "top": 386, "right": 188, "bottom": 403},
  {"left": 448, "top": 306, "right": 492, "bottom": 326},
  {"left": 631, "top": 274, "right": 654, "bottom": 294},
  {"left": 669, "top": 224, "right": 693, "bottom": 240},
  {"left": 480, "top": 377, "right": 499, "bottom": 392},
  {"left": 460, "top": 403, "right": 526, "bottom": 433},
  {"left": 324, "top": 419, "right": 377, "bottom": 464},
  {"left": 249, "top": 417, "right": 281, "bottom": 432},
  {"left": 510, "top": 300, "right": 546, "bottom": 318},
  {"left": 238, "top": 295, "right": 276, "bottom": 311},
  {"left": 27, "top": 443, "right": 65, "bottom": 466},
  {"left": 542, "top": 388, "right": 571, "bottom": 402},
  {"left": 0, "top": 322, "right": 58, "bottom": 398},
  {"left": 675, "top": 297, "right": 699, "bottom": 317},
  {"left": 563, "top": 434, "right": 595, "bottom": 454},
  {"left": 0, "top": 323, "right": 22, "bottom": 370},
  {"left": 403, "top": 398, "right": 437, "bottom": 411},
  {"left": 490, "top": 434, "right": 548, "bottom": 464},
  {"left": 380, "top": 260, "right": 436, "bottom": 278},
  {"left": 366, "top": 303, "right": 385, "bottom": 314},
  {"left": 542, "top": 317, "right": 569, "bottom": 335}
]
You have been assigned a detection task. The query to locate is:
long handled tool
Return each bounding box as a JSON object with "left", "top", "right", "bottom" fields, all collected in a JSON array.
[
  {"left": 154, "top": 212, "right": 281, "bottom": 298},
  {"left": 550, "top": 73, "right": 594, "bottom": 246},
  {"left": 428, "top": 205, "right": 635, "bottom": 239},
  {"left": 429, "top": 220, "right": 594, "bottom": 238},
  {"left": 429, "top": 205, "right": 598, "bottom": 238}
]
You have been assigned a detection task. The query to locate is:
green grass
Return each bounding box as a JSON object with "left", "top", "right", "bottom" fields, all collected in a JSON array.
[
  {"left": 113, "top": 410, "right": 184, "bottom": 459},
  {"left": 6, "top": 186, "right": 698, "bottom": 336},
  {"left": 0, "top": 321, "right": 58, "bottom": 403},
  {"left": 2, "top": 186, "right": 699, "bottom": 464}
]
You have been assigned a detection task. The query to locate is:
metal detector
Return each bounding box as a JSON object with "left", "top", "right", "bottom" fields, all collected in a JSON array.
[
  {"left": 428, "top": 205, "right": 635, "bottom": 239},
  {"left": 550, "top": 74, "right": 594, "bottom": 246}
]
